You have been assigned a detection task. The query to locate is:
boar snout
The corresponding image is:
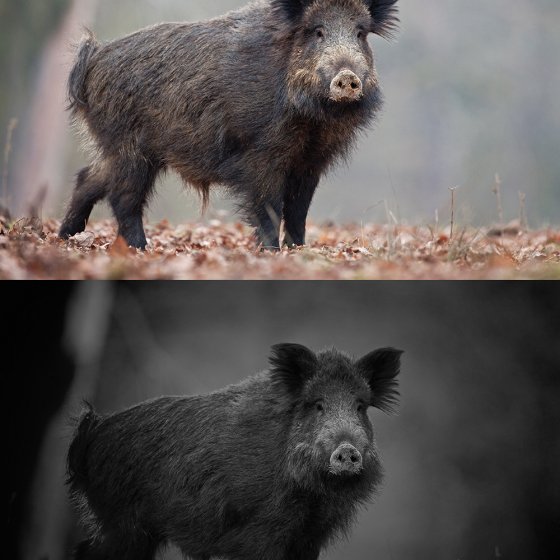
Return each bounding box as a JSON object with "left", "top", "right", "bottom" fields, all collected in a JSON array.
[
  {"left": 329, "top": 443, "right": 363, "bottom": 475},
  {"left": 329, "top": 70, "right": 363, "bottom": 102}
]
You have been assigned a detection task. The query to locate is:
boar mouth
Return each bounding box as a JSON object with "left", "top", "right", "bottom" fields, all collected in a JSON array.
[
  {"left": 327, "top": 465, "right": 364, "bottom": 477},
  {"left": 328, "top": 93, "right": 364, "bottom": 103}
]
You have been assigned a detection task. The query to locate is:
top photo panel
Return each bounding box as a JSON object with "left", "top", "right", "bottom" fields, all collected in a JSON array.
[{"left": 1, "top": 0, "right": 559, "bottom": 279}]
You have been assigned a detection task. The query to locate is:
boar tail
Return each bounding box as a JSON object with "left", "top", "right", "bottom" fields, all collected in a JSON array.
[
  {"left": 66, "top": 401, "right": 100, "bottom": 491},
  {"left": 68, "top": 29, "right": 99, "bottom": 111}
]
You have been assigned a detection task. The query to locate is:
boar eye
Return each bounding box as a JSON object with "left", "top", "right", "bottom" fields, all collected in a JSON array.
[
  {"left": 357, "top": 402, "right": 365, "bottom": 412},
  {"left": 315, "top": 402, "right": 324, "bottom": 412},
  {"left": 315, "top": 28, "right": 324, "bottom": 39}
]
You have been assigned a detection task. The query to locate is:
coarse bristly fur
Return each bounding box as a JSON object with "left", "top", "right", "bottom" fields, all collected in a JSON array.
[
  {"left": 67, "top": 343, "right": 402, "bottom": 560},
  {"left": 59, "top": 0, "right": 399, "bottom": 250}
]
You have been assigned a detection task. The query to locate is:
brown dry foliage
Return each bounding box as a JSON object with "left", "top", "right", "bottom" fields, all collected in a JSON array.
[{"left": 0, "top": 216, "right": 559, "bottom": 279}]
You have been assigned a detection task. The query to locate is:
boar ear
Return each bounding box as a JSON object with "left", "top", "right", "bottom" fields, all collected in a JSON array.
[
  {"left": 356, "top": 347, "right": 403, "bottom": 413},
  {"left": 366, "top": 0, "right": 400, "bottom": 39},
  {"left": 271, "top": 0, "right": 313, "bottom": 22},
  {"left": 269, "top": 343, "right": 317, "bottom": 393}
]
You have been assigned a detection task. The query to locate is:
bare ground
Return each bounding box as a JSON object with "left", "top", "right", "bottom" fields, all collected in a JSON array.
[{"left": 1, "top": 216, "right": 559, "bottom": 279}]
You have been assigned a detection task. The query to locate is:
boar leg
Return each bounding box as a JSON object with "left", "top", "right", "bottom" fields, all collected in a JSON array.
[
  {"left": 247, "top": 195, "right": 283, "bottom": 250},
  {"left": 59, "top": 166, "right": 108, "bottom": 239},
  {"left": 107, "top": 158, "right": 160, "bottom": 250},
  {"left": 282, "top": 173, "right": 319, "bottom": 247}
]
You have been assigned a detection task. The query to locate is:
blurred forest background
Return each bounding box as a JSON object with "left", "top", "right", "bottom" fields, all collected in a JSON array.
[
  {"left": 0, "top": 0, "right": 559, "bottom": 228},
  {"left": 8, "top": 283, "right": 560, "bottom": 560}
]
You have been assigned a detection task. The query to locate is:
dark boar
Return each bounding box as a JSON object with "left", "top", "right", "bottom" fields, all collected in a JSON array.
[
  {"left": 59, "top": 0, "right": 399, "bottom": 249},
  {"left": 67, "top": 343, "right": 402, "bottom": 559}
]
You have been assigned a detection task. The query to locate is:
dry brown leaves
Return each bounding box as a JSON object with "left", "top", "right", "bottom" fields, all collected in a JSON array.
[{"left": 0, "top": 216, "right": 559, "bottom": 279}]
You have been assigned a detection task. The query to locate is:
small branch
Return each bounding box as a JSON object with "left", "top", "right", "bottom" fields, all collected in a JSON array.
[
  {"left": 518, "top": 191, "right": 528, "bottom": 231},
  {"left": 387, "top": 167, "right": 401, "bottom": 223},
  {"left": 448, "top": 186, "right": 458, "bottom": 241},
  {"left": 1, "top": 118, "right": 18, "bottom": 214},
  {"left": 492, "top": 173, "right": 504, "bottom": 224}
]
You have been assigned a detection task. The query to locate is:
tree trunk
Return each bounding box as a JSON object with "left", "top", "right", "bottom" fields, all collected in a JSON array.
[
  {"left": 19, "top": 283, "right": 114, "bottom": 560},
  {"left": 12, "top": 0, "right": 99, "bottom": 218}
]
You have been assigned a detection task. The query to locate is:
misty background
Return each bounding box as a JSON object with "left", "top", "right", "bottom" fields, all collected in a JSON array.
[
  {"left": 1, "top": 0, "right": 559, "bottom": 228},
  {"left": 9, "top": 283, "right": 560, "bottom": 560}
]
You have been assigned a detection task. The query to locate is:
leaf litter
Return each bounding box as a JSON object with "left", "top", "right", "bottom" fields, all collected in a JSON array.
[{"left": 0, "top": 216, "right": 558, "bottom": 280}]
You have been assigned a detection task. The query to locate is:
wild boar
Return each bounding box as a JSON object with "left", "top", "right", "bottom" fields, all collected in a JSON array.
[
  {"left": 59, "top": 1, "right": 399, "bottom": 249},
  {"left": 67, "top": 343, "right": 402, "bottom": 559}
]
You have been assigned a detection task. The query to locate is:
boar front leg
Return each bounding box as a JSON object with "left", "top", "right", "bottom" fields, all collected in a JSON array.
[
  {"left": 243, "top": 189, "right": 283, "bottom": 250},
  {"left": 282, "top": 172, "right": 319, "bottom": 247}
]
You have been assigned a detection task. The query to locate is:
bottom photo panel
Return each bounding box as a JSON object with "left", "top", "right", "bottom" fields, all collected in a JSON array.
[{"left": 10, "top": 282, "right": 559, "bottom": 560}]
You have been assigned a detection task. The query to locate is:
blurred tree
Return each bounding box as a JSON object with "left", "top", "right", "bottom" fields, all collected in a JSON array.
[
  {"left": 3, "top": 0, "right": 99, "bottom": 216},
  {"left": 0, "top": 0, "right": 69, "bottom": 213},
  {"left": 0, "top": 0, "right": 70, "bottom": 128},
  {"left": 7, "top": 285, "right": 75, "bottom": 560},
  {"left": 7, "top": 283, "right": 114, "bottom": 560}
]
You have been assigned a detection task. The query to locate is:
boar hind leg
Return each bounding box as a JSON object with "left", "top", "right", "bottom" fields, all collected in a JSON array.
[
  {"left": 282, "top": 173, "right": 319, "bottom": 247},
  {"left": 59, "top": 166, "right": 108, "bottom": 239},
  {"left": 107, "top": 158, "right": 160, "bottom": 250}
]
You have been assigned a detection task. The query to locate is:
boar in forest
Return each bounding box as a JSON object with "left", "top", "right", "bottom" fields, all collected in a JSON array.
[
  {"left": 60, "top": 0, "right": 399, "bottom": 249},
  {"left": 67, "top": 343, "right": 402, "bottom": 559}
]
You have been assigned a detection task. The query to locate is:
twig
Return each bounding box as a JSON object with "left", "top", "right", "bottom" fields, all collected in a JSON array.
[
  {"left": 518, "top": 191, "right": 528, "bottom": 231},
  {"left": 387, "top": 167, "right": 401, "bottom": 223},
  {"left": 448, "top": 186, "right": 458, "bottom": 241},
  {"left": 383, "top": 198, "right": 399, "bottom": 258},
  {"left": 492, "top": 173, "right": 504, "bottom": 223},
  {"left": 27, "top": 183, "right": 48, "bottom": 220},
  {"left": 2, "top": 118, "right": 18, "bottom": 212},
  {"left": 362, "top": 199, "right": 385, "bottom": 217}
]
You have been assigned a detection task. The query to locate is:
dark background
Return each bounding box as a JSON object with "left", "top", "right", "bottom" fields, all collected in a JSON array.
[{"left": 8, "top": 283, "right": 560, "bottom": 560}]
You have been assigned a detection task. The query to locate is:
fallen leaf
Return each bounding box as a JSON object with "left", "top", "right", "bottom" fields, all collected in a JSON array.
[
  {"left": 71, "top": 231, "right": 96, "bottom": 249},
  {"left": 0, "top": 218, "right": 557, "bottom": 280},
  {"left": 108, "top": 235, "right": 135, "bottom": 257}
]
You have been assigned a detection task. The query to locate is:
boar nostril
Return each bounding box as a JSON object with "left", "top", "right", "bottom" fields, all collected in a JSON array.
[
  {"left": 330, "top": 70, "right": 362, "bottom": 101},
  {"left": 330, "top": 443, "right": 362, "bottom": 474}
]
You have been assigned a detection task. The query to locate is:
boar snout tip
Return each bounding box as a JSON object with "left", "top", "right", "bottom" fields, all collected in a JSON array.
[
  {"left": 329, "top": 443, "right": 363, "bottom": 475},
  {"left": 329, "top": 70, "right": 363, "bottom": 102}
]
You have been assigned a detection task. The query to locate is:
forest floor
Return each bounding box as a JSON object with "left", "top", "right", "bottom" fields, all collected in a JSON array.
[{"left": 1, "top": 215, "right": 559, "bottom": 279}]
